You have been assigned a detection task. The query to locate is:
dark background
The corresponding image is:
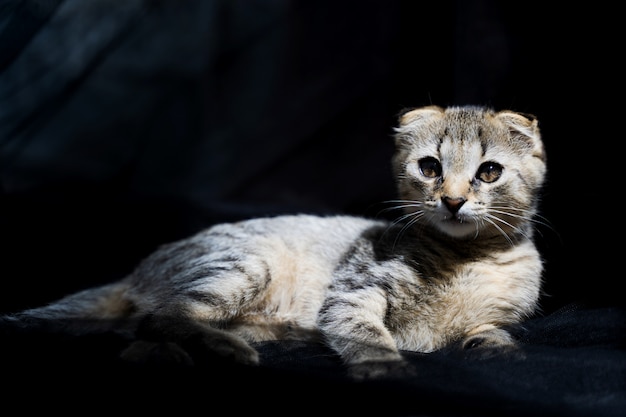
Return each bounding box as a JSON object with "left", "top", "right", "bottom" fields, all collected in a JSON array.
[
  {"left": 1, "top": 0, "right": 622, "bottom": 314},
  {"left": 1, "top": 1, "right": 624, "bottom": 415}
]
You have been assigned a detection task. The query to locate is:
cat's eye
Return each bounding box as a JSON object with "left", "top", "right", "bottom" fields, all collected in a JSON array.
[
  {"left": 476, "top": 161, "right": 503, "bottom": 183},
  {"left": 418, "top": 157, "right": 442, "bottom": 178}
]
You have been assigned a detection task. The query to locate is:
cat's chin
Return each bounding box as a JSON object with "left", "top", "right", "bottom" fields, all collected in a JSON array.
[{"left": 434, "top": 221, "right": 479, "bottom": 239}]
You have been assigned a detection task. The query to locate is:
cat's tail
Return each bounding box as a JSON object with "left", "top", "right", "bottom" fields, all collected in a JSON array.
[{"left": 0, "top": 281, "right": 138, "bottom": 337}]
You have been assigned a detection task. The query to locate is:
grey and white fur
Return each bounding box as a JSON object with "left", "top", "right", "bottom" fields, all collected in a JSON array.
[{"left": 2, "top": 105, "right": 548, "bottom": 380}]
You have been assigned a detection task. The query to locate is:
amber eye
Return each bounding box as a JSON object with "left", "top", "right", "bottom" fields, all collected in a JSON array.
[
  {"left": 476, "top": 161, "right": 503, "bottom": 183},
  {"left": 418, "top": 157, "right": 442, "bottom": 178}
]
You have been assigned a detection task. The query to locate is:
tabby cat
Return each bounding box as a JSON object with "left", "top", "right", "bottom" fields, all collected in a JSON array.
[{"left": 2, "top": 105, "right": 547, "bottom": 380}]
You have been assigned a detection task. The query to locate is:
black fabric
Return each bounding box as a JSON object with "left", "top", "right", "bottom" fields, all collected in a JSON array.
[
  {"left": 3, "top": 304, "right": 625, "bottom": 416},
  {"left": 1, "top": 1, "right": 624, "bottom": 415}
]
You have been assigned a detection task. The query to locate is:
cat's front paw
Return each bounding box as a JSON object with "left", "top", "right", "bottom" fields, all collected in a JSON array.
[
  {"left": 461, "top": 329, "right": 526, "bottom": 361},
  {"left": 347, "top": 359, "right": 416, "bottom": 381}
]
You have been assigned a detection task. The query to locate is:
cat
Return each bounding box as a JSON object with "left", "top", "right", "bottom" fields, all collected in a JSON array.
[{"left": 2, "top": 105, "right": 547, "bottom": 380}]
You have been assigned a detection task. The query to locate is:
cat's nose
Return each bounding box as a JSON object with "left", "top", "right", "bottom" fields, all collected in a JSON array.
[{"left": 442, "top": 197, "right": 466, "bottom": 214}]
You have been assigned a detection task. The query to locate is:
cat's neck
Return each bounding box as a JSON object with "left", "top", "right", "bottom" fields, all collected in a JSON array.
[{"left": 413, "top": 222, "right": 535, "bottom": 255}]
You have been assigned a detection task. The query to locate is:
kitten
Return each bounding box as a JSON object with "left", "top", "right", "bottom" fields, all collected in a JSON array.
[{"left": 2, "top": 105, "right": 547, "bottom": 380}]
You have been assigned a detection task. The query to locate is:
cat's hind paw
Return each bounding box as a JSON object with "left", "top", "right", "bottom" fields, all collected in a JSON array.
[
  {"left": 347, "top": 359, "right": 416, "bottom": 381},
  {"left": 194, "top": 331, "right": 260, "bottom": 366},
  {"left": 120, "top": 340, "right": 195, "bottom": 366},
  {"left": 118, "top": 331, "right": 261, "bottom": 367}
]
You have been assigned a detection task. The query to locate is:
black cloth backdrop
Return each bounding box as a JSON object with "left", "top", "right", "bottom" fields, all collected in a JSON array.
[{"left": 1, "top": 1, "right": 624, "bottom": 416}]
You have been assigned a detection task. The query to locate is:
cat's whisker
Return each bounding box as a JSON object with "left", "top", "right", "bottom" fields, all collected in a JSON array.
[
  {"left": 393, "top": 213, "right": 424, "bottom": 250},
  {"left": 528, "top": 215, "right": 558, "bottom": 236},
  {"left": 390, "top": 210, "right": 422, "bottom": 227},
  {"left": 487, "top": 210, "right": 533, "bottom": 228},
  {"left": 486, "top": 213, "right": 535, "bottom": 243},
  {"left": 483, "top": 216, "right": 515, "bottom": 246},
  {"left": 490, "top": 207, "right": 533, "bottom": 223},
  {"left": 488, "top": 207, "right": 534, "bottom": 220},
  {"left": 489, "top": 205, "right": 529, "bottom": 212},
  {"left": 472, "top": 218, "right": 483, "bottom": 240},
  {"left": 394, "top": 209, "right": 421, "bottom": 224},
  {"left": 382, "top": 199, "right": 424, "bottom": 204},
  {"left": 489, "top": 206, "right": 555, "bottom": 233},
  {"left": 376, "top": 200, "right": 424, "bottom": 218},
  {"left": 379, "top": 203, "right": 424, "bottom": 213},
  {"left": 380, "top": 207, "right": 425, "bottom": 250},
  {"left": 379, "top": 209, "right": 423, "bottom": 246},
  {"left": 379, "top": 200, "right": 425, "bottom": 208},
  {"left": 489, "top": 210, "right": 557, "bottom": 243}
]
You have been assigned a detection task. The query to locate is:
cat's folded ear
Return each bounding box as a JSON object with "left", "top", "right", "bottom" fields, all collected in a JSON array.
[
  {"left": 496, "top": 110, "right": 545, "bottom": 162},
  {"left": 397, "top": 105, "right": 444, "bottom": 127},
  {"left": 394, "top": 106, "right": 444, "bottom": 148}
]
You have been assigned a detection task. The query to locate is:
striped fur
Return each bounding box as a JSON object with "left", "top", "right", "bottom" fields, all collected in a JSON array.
[{"left": 3, "top": 105, "right": 547, "bottom": 379}]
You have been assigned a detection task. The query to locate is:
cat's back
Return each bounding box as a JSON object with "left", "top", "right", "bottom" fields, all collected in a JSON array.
[
  {"left": 122, "top": 214, "right": 386, "bottom": 328},
  {"left": 205, "top": 213, "right": 383, "bottom": 250},
  {"left": 129, "top": 213, "right": 385, "bottom": 286}
]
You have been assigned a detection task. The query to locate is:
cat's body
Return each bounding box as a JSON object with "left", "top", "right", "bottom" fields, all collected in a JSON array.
[{"left": 2, "top": 105, "right": 547, "bottom": 379}]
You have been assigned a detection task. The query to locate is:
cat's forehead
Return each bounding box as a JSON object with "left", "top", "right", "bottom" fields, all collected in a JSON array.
[
  {"left": 398, "top": 106, "right": 505, "bottom": 144},
  {"left": 440, "top": 108, "right": 504, "bottom": 140},
  {"left": 396, "top": 105, "right": 543, "bottom": 163},
  {"left": 439, "top": 135, "right": 495, "bottom": 174},
  {"left": 424, "top": 115, "right": 507, "bottom": 156}
]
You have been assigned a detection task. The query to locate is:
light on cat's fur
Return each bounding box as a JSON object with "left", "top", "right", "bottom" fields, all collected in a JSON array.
[{"left": 2, "top": 105, "right": 547, "bottom": 381}]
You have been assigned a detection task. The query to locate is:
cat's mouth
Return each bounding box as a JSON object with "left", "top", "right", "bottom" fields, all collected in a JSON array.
[
  {"left": 435, "top": 214, "right": 478, "bottom": 238},
  {"left": 442, "top": 215, "right": 464, "bottom": 224}
]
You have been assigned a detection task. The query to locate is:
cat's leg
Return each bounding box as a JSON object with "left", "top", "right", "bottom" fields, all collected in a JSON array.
[
  {"left": 120, "top": 312, "right": 260, "bottom": 366},
  {"left": 317, "top": 260, "right": 414, "bottom": 380},
  {"left": 318, "top": 291, "right": 413, "bottom": 380},
  {"left": 121, "top": 249, "right": 274, "bottom": 366}
]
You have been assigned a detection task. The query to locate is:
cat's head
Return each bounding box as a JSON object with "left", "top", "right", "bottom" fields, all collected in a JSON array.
[{"left": 392, "top": 105, "right": 546, "bottom": 240}]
